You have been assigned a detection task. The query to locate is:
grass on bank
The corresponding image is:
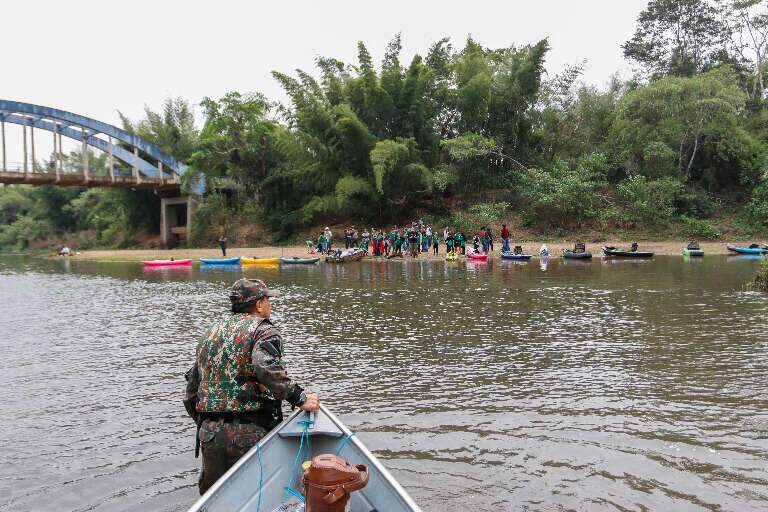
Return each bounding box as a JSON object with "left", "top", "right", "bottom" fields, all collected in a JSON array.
[{"left": 753, "top": 258, "right": 768, "bottom": 292}]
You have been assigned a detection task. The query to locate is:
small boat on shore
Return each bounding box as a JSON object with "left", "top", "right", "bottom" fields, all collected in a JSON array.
[
  {"left": 500, "top": 246, "right": 532, "bottom": 260},
  {"left": 563, "top": 250, "right": 592, "bottom": 259},
  {"left": 242, "top": 257, "right": 281, "bottom": 265},
  {"left": 142, "top": 259, "right": 192, "bottom": 267},
  {"left": 682, "top": 241, "right": 704, "bottom": 257},
  {"left": 602, "top": 243, "right": 654, "bottom": 258},
  {"left": 280, "top": 257, "right": 320, "bottom": 265},
  {"left": 187, "top": 405, "right": 421, "bottom": 512},
  {"left": 326, "top": 248, "right": 366, "bottom": 263},
  {"left": 200, "top": 257, "right": 241, "bottom": 265},
  {"left": 726, "top": 244, "right": 768, "bottom": 255},
  {"left": 500, "top": 251, "right": 532, "bottom": 260},
  {"left": 467, "top": 251, "right": 488, "bottom": 261},
  {"left": 563, "top": 242, "right": 592, "bottom": 259}
]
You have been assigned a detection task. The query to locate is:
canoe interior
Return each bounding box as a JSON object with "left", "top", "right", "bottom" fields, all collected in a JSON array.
[{"left": 188, "top": 406, "right": 420, "bottom": 512}]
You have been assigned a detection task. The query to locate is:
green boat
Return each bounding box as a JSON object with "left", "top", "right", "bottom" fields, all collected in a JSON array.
[{"left": 683, "top": 241, "right": 704, "bottom": 257}]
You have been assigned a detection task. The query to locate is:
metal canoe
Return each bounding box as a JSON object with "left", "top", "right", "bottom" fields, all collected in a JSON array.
[{"left": 187, "top": 404, "right": 422, "bottom": 512}]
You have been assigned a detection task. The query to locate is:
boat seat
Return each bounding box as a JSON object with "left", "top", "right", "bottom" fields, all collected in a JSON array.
[
  {"left": 574, "top": 242, "right": 585, "bottom": 253},
  {"left": 278, "top": 411, "right": 344, "bottom": 438}
]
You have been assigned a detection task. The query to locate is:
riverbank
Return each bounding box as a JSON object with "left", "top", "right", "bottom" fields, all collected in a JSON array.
[{"left": 56, "top": 241, "right": 764, "bottom": 262}]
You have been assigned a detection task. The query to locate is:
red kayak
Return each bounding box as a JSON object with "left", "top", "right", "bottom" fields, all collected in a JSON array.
[
  {"left": 467, "top": 252, "right": 488, "bottom": 261},
  {"left": 142, "top": 259, "right": 193, "bottom": 267}
]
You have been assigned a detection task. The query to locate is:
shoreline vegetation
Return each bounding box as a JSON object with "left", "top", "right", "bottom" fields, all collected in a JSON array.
[
  {"left": 754, "top": 259, "right": 768, "bottom": 291},
  {"left": 2, "top": 1, "right": 768, "bottom": 253},
  {"left": 31, "top": 241, "right": 763, "bottom": 262}
]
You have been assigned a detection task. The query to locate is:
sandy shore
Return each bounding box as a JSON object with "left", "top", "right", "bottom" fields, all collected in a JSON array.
[{"left": 65, "top": 241, "right": 764, "bottom": 262}]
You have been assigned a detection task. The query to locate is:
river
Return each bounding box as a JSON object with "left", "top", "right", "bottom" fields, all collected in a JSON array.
[{"left": 1, "top": 254, "right": 767, "bottom": 512}]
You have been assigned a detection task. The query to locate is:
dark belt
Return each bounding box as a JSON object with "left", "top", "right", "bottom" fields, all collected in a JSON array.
[
  {"left": 199, "top": 409, "right": 281, "bottom": 430},
  {"left": 199, "top": 412, "right": 260, "bottom": 424}
]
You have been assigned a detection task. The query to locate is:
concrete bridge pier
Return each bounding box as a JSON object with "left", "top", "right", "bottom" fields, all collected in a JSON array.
[{"left": 160, "top": 195, "right": 197, "bottom": 248}]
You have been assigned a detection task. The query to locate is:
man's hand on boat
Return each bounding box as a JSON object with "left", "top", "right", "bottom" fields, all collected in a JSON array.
[{"left": 300, "top": 392, "right": 321, "bottom": 412}]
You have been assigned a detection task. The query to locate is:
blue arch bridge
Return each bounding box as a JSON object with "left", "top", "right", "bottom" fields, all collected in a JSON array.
[{"left": 0, "top": 100, "right": 202, "bottom": 247}]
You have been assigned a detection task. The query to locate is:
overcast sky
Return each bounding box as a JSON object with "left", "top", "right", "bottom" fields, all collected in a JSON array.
[{"left": 2, "top": 0, "right": 648, "bottom": 130}]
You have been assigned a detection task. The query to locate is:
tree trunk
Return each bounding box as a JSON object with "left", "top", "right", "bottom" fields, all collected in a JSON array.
[{"left": 686, "top": 134, "right": 700, "bottom": 180}]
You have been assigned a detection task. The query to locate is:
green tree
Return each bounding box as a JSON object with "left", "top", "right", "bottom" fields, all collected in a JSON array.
[
  {"left": 623, "top": 0, "right": 725, "bottom": 77},
  {"left": 519, "top": 152, "right": 609, "bottom": 226},
  {"left": 616, "top": 175, "right": 685, "bottom": 226},
  {"left": 190, "top": 92, "right": 282, "bottom": 200},
  {"left": 611, "top": 67, "right": 761, "bottom": 188},
  {"left": 721, "top": 0, "right": 768, "bottom": 104},
  {"left": 120, "top": 98, "right": 199, "bottom": 161}
]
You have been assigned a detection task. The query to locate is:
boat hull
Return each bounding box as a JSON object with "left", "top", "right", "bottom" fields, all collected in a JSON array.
[
  {"left": 242, "top": 257, "right": 281, "bottom": 265},
  {"left": 280, "top": 257, "right": 320, "bottom": 265},
  {"left": 602, "top": 247, "right": 654, "bottom": 258},
  {"left": 142, "top": 259, "right": 192, "bottom": 267},
  {"left": 682, "top": 249, "right": 704, "bottom": 257},
  {"left": 726, "top": 244, "right": 768, "bottom": 255},
  {"left": 187, "top": 405, "right": 421, "bottom": 512},
  {"left": 562, "top": 250, "right": 592, "bottom": 259},
  {"left": 326, "top": 249, "right": 366, "bottom": 263},
  {"left": 500, "top": 251, "right": 532, "bottom": 260},
  {"left": 200, "top": 257, "right": 241, "bottom": 265}
]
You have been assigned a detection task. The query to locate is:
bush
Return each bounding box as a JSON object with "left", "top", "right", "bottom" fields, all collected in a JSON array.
[
  {"left": 0, "top": 215, "right": 52, "bottom": 250},
  {"left": 519, "top": 152, "right": 608, "bottom": 227},
  {"left": 753, "top": 259, "right": 768, "bottom": 292},
  {"left": 680, "top": 215, "right": 720, "bottom": 239},
  {"left": 189, "top": 194, "right": 229, "bottom": 246},
  {"left": 616, "top": 175, "right": 683, "bottom": 226},
  {"left": 431, "top": 164, "right": 459, "bottom": 193},
  {"left": 744, "top": 172, "right": 768, "bottom": 228},
  {"left": 674, "top": 186, "right": 715, "bottom": 218},
  {"left": 468, "top": 202, "right": 509, "bottom": 225}
]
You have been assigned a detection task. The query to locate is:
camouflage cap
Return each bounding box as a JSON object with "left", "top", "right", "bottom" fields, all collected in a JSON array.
[{"left": 229, "top": 278, "right": 281, "bottom": 306}]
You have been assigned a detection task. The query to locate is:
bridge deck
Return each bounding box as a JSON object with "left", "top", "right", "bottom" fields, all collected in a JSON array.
[{"left": 0, "top": 171, "right": 180, "bottom": 191}]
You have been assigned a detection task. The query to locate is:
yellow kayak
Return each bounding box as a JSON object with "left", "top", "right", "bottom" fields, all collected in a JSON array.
[{"left": 241, "top": 257, "right": 280, "bottom": 265}]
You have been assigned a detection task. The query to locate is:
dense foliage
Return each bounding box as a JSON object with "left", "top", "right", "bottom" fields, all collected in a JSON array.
[{"left": 2, "top": 1, "right": 768, "bottom": 250}]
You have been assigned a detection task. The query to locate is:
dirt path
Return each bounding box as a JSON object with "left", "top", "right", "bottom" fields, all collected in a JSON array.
[{"left": 66, "top": 241, "right": 763, "bottom": 262}]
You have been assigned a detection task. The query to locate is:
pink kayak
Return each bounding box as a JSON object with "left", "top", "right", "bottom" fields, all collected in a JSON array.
[
  {"left": 467, "top": 252, "right": 488, "bottom": 261},
  {"left": 142, "top": 258, "right": 193, "bottom": 267}
]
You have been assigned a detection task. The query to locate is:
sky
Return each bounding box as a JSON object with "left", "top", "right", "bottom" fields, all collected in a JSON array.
[{"left": 0, "top": 0, "right": 648, "bottom": 161}]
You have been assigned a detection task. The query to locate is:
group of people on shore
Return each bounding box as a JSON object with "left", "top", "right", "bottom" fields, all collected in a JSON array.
[{"left": 314, "top": 222, "right": 514, "bottom": 257}]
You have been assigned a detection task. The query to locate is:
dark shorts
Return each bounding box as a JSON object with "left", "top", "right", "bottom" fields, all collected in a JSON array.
[{"left": 198, "top": 418, "right": 268, "bottom": 495}]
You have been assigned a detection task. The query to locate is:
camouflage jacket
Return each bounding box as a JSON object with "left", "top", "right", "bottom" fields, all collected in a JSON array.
[{"left": 184, "top": 314, "right": 303, "bottom": 417}]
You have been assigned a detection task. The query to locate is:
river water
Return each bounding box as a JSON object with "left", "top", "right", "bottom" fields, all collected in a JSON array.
[{"left": 1, "top": 254, "right": 767, "bottom": 512}]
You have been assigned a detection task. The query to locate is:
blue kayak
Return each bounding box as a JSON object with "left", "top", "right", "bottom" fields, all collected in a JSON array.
[
  {"left": 500, "top": 251, "right": 532, "bottom": 260},
  {"left": 726, "top": 244, "right": 768, "bottom": 255},
  {"left": 199, "top": 257, "right": 242, "bottom": 265}
]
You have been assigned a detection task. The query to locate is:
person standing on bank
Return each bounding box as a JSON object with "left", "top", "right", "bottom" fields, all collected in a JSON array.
[
  {"left": 184, "top": 278, "right": 320, "bottom": 495},
  {"left": 500, "top": 224, "right": 510, "bottom": 252},
  {"left": 217, "top": 235, "right": 227, "bottom": 257}
]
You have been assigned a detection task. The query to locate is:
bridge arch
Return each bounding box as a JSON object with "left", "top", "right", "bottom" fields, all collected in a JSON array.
[
  {"left": 0, "top": 100, "right": 187, "bottom": 175},
  {"left": 0, "top": 100, "right": 202, "bottom": 246},
  {"left": 1, "top": 113, "right": 164, "bottom": 178}
]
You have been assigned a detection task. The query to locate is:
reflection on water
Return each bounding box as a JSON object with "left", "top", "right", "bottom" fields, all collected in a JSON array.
[{"left": 1, "top": 255, "right": 767, "bottom": 511}]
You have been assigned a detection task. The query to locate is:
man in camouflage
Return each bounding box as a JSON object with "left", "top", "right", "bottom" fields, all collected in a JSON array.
[{"left": 184, "top": 278, "right": 320, "bottom": 495}]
